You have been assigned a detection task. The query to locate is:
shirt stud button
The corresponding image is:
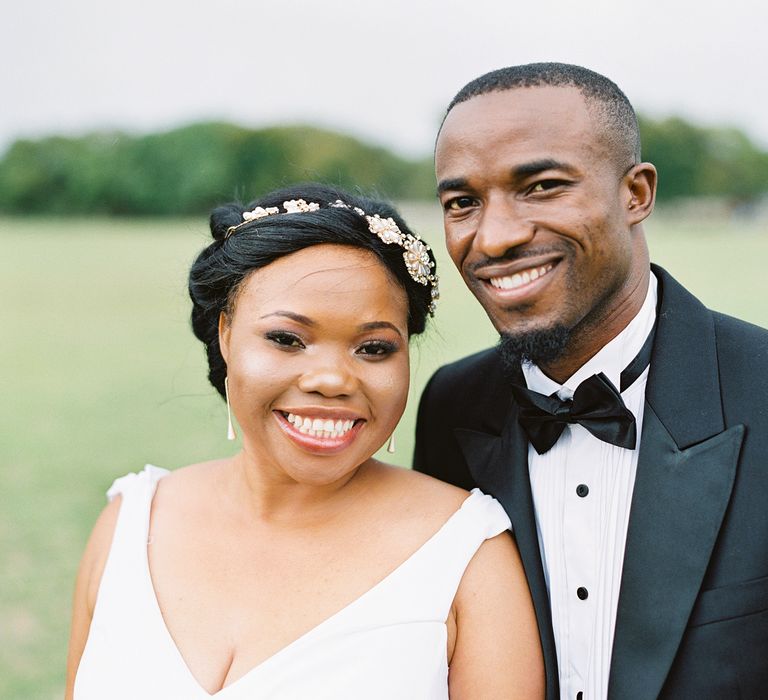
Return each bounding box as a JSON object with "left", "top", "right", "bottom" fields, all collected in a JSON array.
[
  {"left": 576, "top": 483, "right": 589, "bottom": 497},
  {"left": 577, "top": 586, "right": 589, "bottom": 600},
  {"left": 577, "top": 693, "right": 583, "bottom": 700}
]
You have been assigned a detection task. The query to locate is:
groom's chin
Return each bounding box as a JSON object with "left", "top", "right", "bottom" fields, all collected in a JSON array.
[{"left": 497, "top": 325, "right": 571, "bottom": 371}]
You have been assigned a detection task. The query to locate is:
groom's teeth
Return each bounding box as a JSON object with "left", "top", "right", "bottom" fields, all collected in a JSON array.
[
  {"left": 489, "top": 264, "right": 553, "bottom": 290},
  {"left": 284, "top": 412, "right": 357, "bottom": 439}
]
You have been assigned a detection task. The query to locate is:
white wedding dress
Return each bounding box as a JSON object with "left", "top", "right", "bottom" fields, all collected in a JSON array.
[{"left": 74, "top": 465, "right": 511, "bottom": 699}]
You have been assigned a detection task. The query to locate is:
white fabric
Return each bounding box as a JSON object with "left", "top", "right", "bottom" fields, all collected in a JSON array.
[
  {"left": 74, "top": 465, "right": 511, "bottom": 700},
  {"left": 522, "top": 274, "right": 658, "bottom": 700}
]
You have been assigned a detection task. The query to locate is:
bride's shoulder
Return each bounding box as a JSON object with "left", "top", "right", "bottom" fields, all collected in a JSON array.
[
  {"left": 371, "top": 461, "right": 470, "bottom": 522},
  {"left": 148, "top": 458, "right": 226, "bottom": 495}
]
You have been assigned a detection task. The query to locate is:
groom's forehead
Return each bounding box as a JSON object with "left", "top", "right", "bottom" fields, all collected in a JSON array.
[{"left": 435, "top": 87, "right": 606, "bottom": 174}]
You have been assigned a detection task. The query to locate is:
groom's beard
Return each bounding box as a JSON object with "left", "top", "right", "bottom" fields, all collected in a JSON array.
[{"left": 497, "top": 325, "right": 571, "bottom": 371}]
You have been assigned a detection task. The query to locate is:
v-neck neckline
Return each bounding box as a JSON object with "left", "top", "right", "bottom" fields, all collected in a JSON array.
[{"left": 139, "top": 471, "right": 479, "bottom": 698}]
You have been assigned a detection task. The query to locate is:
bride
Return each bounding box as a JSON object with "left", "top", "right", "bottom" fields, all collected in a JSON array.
[{"left": 65, "top": 183, "right": 544, "bottom": 699}]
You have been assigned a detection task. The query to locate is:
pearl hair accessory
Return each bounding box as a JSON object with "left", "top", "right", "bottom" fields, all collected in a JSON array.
[{"left": 225, "top": 198, "right": 439, "bottom": 314}]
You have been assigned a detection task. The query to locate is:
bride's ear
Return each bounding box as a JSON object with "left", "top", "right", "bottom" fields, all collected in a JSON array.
[{"left": 219, "top": 312, "right": 231, "bottom": 363}]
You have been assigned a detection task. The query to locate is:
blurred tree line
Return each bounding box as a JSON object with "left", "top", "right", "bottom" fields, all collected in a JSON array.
[
  {"left": 0, "top": 117, "right": 767, "bottom": 216},
  {"left": 0, "top": 124, "right": 434, "bottom": 216},
  {"left": 638, "top": 116, "right": 768, "bottom": 205}
]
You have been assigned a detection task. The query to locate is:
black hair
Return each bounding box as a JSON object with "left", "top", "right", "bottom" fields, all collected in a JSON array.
[
  {"left": 444, "top": 62, "right": 641, "bottom": 166},
  {"left": 188, "top": 182, "right": 437, "bottom": 398}
]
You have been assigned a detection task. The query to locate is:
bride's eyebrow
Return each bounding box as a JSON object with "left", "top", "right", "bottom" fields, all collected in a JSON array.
[
  {"left": 358, "top": 321, "right": 403, "bottom": 338},
  {"left": 260, "top": 311, "right": 314, "bottom": 326}
]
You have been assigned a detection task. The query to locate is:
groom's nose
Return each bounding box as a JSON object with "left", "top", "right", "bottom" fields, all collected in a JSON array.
[{"left": 474, "top": 196, "right": 535, "bottom": 259}]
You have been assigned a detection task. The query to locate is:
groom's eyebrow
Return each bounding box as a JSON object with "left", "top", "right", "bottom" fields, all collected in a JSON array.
[
  {"left": 512, "top": 158, "right": 571, "bottom": 178},
  {"left": 437, "top": 159, "right": 572, "bottom": 195},
  {"left": 436, "top": 177, "right": 468, "bottom": 195}
]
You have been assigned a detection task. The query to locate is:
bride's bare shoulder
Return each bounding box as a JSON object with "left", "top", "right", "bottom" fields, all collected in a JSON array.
[
  {"left": 149, "top": 458, "right": 229, "bottom": 503},
  {"left": 371, "top": 461, "right": 471, "bottom": 522}
]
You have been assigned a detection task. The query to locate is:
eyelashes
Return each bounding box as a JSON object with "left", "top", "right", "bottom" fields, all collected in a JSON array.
[
  {"left": 442, "top": 179, "right": 572, "bottom": 212},
  {"left": 356, "top": 340, "right": 399, "bottom": 357},
  {"left": 265, "top": 330, "right": 304, "bottom": 349},
  {"left": 264, "top": 331, "right": 400, "bottom": 358}
]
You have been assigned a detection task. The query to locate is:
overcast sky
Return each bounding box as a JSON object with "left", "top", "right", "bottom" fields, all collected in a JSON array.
[{"left": 4, "top": 0, "right": 767, "bottom": 157}]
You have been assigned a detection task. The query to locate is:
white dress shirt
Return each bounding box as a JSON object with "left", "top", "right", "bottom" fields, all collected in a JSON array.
[{"left": 522, "top": 274, "right": 658, "bottom": 700}]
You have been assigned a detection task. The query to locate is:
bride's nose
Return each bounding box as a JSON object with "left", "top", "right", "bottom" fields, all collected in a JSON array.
[{"left": 297, "top": 357, "right": 359, "bottom": 397}]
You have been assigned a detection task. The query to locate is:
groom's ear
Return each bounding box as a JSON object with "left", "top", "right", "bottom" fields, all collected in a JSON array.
[
  {"left": 218, "top": 312, "right": 231, "bottom": 363},
  {"left": 624, "top": 162, "right": 657, "bottom": 225}
]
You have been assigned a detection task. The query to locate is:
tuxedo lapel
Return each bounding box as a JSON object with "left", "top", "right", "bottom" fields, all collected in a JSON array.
[
  {"left": 608, "top": 267, "right": 745, "bottom": 699},
  {"left": 454, "top": 362, "right": 559, "bottom": 699}
]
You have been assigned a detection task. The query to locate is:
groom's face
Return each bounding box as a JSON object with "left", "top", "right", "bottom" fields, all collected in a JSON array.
[{"left": 435, "top": 86, "right": 638, "bottom": 345}]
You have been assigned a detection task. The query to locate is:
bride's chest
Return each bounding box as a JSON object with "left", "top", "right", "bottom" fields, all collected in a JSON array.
[{"left": 145, "top": 516, "right": 435, "bottom": 693}]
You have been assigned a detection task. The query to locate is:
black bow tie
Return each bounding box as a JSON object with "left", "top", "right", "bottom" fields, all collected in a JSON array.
[{"left": 511, "top": 326, "right": 655, "bottom": 455}]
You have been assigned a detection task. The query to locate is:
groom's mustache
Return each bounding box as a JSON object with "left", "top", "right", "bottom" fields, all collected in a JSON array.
[{"left": 467, "top": 245, "right": 571, "bottom": 275}]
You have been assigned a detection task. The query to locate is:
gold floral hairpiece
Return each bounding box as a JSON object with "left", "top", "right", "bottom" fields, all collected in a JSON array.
[{"left": 225, "top": 198, "right": 439, "bottom": 314}]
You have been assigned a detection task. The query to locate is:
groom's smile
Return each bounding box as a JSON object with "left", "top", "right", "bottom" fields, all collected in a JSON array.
[{"left": 474, "top": 255, "right": 560, "bottom": 304}]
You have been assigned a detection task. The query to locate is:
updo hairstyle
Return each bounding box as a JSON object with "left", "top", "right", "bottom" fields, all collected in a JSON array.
[{"left": 188, "top": 183, "right": 437, "bottom": 398}]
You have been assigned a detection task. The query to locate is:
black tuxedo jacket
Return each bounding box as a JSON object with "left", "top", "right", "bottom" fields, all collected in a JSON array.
[{"left": 414, "top": 266, "right": 768, "bottom": 699}]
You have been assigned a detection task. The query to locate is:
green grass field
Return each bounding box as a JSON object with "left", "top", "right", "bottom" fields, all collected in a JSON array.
[{"left": 2, "top": 211, "right": 767, "bottom": 699}]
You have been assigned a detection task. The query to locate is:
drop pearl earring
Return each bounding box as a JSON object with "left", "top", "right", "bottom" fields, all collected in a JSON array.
[
  {"left": 225, "top": 376, "right": 236, "bottom": 441},
  {"left": 387, "top": 432, "right": 396, "bottom": 454}
]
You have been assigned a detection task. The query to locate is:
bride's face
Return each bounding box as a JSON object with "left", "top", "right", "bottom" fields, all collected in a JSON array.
[{"left": 219, "top": 243, "right": 410, "bottom": 486}]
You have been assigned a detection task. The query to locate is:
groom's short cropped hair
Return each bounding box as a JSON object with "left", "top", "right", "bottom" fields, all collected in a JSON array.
[{"left": 444, "top": 62, "right": 641, "bottom": 169}]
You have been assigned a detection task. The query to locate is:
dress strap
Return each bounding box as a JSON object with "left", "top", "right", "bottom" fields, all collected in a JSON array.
[
  {"left": 345, "top": 489, "right": 512, "bottom": 628},
  {"left": 421, "top": 489, "right": 512, "bottom": 618},
  {"left": 93, "top": 465, "right": 169, "bottom": 613}
]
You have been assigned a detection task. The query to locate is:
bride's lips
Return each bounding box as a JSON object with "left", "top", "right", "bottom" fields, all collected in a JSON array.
[
  {"left": 273, "top": 409, "right": 365, "bottom": 455},
  {"left": 475, "top": 257, "right": 561, "bottom": 303}
]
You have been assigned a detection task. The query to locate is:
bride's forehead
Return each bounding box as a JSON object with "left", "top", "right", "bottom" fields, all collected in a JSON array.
[
  {"left": 234, "top": 245, "right": 406, "bottom": 315},
  {"left": 250, "top": 245, "right": 390, "bottom": 290}
]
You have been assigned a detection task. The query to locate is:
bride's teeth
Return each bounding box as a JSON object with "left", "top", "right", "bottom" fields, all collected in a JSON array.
[
  {"left": 285, "top": 413, "right": 358, "bottom": 439},
  {"left": 521, "top": 271, "right": 531, "bottom": 284},
  {"left": 529, "top": 268, "right": 539, "bottom": 281}
]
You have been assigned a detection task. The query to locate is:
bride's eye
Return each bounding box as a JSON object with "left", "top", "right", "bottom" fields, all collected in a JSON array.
[
  {"left": 265, "top": 331, "right": 305, "bottom": 349},
  {"left": 356, "top": 340, "right": 398, "bottom": 358}
]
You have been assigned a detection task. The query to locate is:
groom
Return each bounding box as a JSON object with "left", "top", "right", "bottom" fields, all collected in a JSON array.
[{"left": 414, "top": 63, "right": 768, "bottom": 699}]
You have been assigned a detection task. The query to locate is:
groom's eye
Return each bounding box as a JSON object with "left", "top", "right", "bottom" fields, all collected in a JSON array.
[
  {"left": 445, "top": 196, "right": 476, "bottom": 211},
  {"left": 528, "top": 179, "right": 566, "bottom": 194}
]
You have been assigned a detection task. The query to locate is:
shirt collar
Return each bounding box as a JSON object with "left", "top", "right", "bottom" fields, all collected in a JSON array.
[{"left": 522, "top": 272, "right": 658, "bottom": 400}]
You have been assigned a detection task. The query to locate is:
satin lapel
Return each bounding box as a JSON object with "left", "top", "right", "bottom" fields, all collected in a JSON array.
[
  {"left": 455, "top": 398, "right": 560, "bottom": 700},
  {"left": 608, "top": 267, "right": 745, "bottom": 699},
  {"left": 607, "top": 407, "right": 743, "bottom": 699}
]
